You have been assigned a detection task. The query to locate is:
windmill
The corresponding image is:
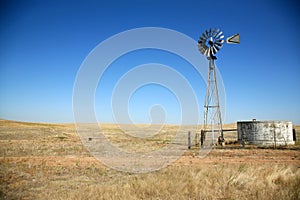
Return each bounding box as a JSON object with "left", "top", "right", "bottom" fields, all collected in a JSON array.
[{"left": 198, "top": 28, "right": 239, "bottom": 147}]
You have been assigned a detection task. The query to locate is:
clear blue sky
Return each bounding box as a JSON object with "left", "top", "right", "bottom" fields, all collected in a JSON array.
[{"left": 1, "top": 0, "right": 299, "bottom": 124}]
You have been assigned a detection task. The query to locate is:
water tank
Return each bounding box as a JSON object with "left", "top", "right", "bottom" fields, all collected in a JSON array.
[{"left": 237, "top": 120, "right": 294, "bottom": 146}]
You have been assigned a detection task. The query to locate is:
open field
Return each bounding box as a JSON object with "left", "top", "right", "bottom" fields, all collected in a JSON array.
[{"left": 1, "top": 119, "right": 300, "bottom": 199}]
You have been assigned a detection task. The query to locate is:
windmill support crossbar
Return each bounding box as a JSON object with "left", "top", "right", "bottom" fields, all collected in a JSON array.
[{"left": 202, "top": 129, "right": 237, "bottom": 133}]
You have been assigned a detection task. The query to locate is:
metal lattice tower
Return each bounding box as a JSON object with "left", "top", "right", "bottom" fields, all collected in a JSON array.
[
  {"left": 202, "top": 57, "right": 224, "bottom": 146},
  {"left": 198, "top": 28, "right": 240, "bottom": 147}
]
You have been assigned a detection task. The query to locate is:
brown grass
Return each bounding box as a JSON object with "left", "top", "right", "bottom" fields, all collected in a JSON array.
[{"left": 1, "top": 120, "right": 300, "bottom": 200}]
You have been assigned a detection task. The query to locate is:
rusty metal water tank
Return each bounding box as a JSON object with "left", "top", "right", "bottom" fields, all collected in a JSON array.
[{"left": 237, "top": 120, "right": 294, "bottom": 146}]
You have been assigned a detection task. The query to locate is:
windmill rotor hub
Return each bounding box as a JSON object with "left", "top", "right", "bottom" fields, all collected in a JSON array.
[{"left": 208, "top": 39, "right": 214, "bottom": 47}]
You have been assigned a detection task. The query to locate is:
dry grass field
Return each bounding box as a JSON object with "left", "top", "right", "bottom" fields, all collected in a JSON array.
[{"left": 1, "top": 119, "right": 300, "bottom": 200}]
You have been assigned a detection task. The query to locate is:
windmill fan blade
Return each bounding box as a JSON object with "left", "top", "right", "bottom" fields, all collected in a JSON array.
[
  {"left": 213, "top": 28, "right": 220, "bottom": 37},
  {"left": 198, "top": 46, "right": 205, "bottom": 53},
  {"left": 207, "top": 30, "right": 211, "bottom": 37},
  {"left": 215, "top": 41, "right": 222, "bottom": 47},
  {"left": 216, "top": 39, "right": 224, "bottom": 44},
  {"left": 205, "top": 30, "right": 209, "bottom": 37},
  {"left": 215, "top": 40, "right": 224, "bottom": 45},
  {"left": 204, "top": 48, "right": 207, "bottom": 57},
  {"left": 210, "top": 28, "right": 215, "bottom": 37},
  {"left": 213, "top": 45, "right": 220, "bottom": 51},
  {"left": 209, "top": 28, "right": 213, "bottom": 36},
  {"left": 216, "top": 31, "right": 223, "bottom": 38},
  {"left": 203, "top": 48, "right": 208, "bottom": 57},
  {"left": 209, "top": 48, "right": 213, "bottom": 56},
  {"left": 212, "top": 47, "right": 217, "bottom": 55},
  {"left": 205, "top": 48, "right": 210, "bottom": 57},
  {"left": 199, "top": 45, "right": 207, "bottom": 52},
  {"left": 210, "top": 29, "right": 214, "bottom": 37},
  {"left": 215, "top": 41, "right": 224, "bottom": 48},
  {"left": 200, "top": 37, "right": 206, "bottom": 43}
]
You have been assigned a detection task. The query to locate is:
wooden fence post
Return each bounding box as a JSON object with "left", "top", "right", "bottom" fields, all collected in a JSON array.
[{"left": 188, "top": 131, "right": 191, "bottom": 149}]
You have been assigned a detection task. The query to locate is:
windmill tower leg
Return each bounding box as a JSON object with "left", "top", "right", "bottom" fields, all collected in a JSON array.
[{"left": 201, "top": 58, "right": 224, "bottom": 147}]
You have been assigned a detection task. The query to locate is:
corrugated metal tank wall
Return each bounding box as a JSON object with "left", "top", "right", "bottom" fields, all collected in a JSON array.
[{"left": 237, "top": 120, "right": 294, "bottom": 146}]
